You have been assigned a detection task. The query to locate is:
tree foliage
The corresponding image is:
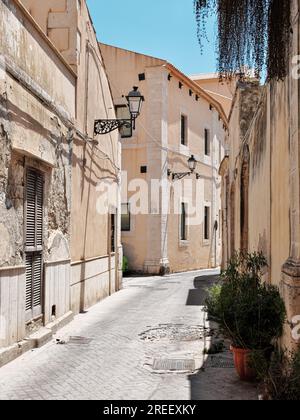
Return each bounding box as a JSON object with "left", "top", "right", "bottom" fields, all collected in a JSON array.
[{"left": 194, "top": 0, "right": 291, "bottom": 80}]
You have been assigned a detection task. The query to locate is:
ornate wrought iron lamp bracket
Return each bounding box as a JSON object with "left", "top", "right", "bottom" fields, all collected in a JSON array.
[
  {"left": 94, "top": 119, "right": 132, "bottom": 136},
  {"left": 94, "top": 86, "right": 144, "bottom": 136},
  {"left": 168, "top": 171, "right": 201, "bottom": 181}
]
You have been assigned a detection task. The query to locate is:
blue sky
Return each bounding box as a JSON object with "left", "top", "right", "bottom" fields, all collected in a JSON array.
[{"left": 86, "top": 0, "right": 217, "bottom": 76}]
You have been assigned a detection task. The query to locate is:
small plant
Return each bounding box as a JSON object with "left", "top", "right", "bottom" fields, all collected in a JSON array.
[
  {"left": 206, "top": 251, "right": 286, "bottom": 350},
  {"left": 122, "top": 256, "right": 129, "bottom": 274},
  {"left": 252, "top": 348, "right": 300, "bottom": 400}
]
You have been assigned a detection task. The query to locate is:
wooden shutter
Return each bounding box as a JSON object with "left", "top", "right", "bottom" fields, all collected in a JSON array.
[
  {"left": 25, "top": 169, "right": 44, "bottom": 320},
  {"left": 25, "top": 253, "right": 42, "bottom": 319},
  {"left": 36, "top": 174, "right": 43, "bottom": 248},
  {"left": 26, "top": 171, "right": 36, "bottom": 249},
  {"left": 26, "top": 170, "right": 43, "bottom": 252},
  {"left": 25, "top": 253, "right": 33, "bottom": 312}
]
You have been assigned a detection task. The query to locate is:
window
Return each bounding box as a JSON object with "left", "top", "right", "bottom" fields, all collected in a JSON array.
[
  {"left": 25, "top": 169, "right": 44, "bottom": 321},
  {"left": 115, "top": 105, "right": 132, "bottom": 138},
  {"left": 181, "top": 203, "right": 187, "bottom": 240},
  {"left": 181, "top": 115, "right": 188, "bottom": 145},
  {"left": 111, "top": 214, "right": 115, "bottom": 253},
  {"left": 204, "top": 206, "right": 210, "bottom": 240},
  {"left": 121, "top": 204, "right": 131, "bottom": 232},
  {"left": 204, "top": 128, "right": 210, "bottom": 156}
]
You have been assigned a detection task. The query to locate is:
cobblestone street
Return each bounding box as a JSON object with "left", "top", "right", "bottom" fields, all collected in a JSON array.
[{"left": 0, "top": 270, "right": 257, "bottom": 400}]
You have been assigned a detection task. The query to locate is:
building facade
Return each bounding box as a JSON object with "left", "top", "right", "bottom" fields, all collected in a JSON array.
[
  {"left": 190, "top": 73, "right": 236, "bottom": 117},
  {"left": 0, "top": 0, "right": 121, "bottom": 359},
  {"left": 101, "top": 44, "right": 228, "bottom": 275},
  {"left": 220, "top": 0, "right": 300, "bottom": 350}
]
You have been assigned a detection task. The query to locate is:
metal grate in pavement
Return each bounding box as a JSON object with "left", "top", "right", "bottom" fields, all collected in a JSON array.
[
  {"left": 206, "top": 355, "right": 235, "bottom": 369},
  {"left": 68, "top": 336, "right": 93, "bottom": 345},
  {"left": 152, "top": 359, "right": 195, "bottom": 372}
]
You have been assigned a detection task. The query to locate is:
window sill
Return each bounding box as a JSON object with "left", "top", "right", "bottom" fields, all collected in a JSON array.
[
  {"left": 179, "top": 240, "right": 190, "bottom": 248},
  {"left": 121, "top": 231, "right": 134, "bottom": 237},
  {"left": 204, "top": 155, "right": 212, "bottom": 166}
]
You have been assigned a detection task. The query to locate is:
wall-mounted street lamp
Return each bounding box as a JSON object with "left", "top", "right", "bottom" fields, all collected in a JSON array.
[
  {"left": 168, "top": 155, "right": 201, "bottom": 180},
  {"left": 94, "top": 86, "right": 144, "bottom": 135}
]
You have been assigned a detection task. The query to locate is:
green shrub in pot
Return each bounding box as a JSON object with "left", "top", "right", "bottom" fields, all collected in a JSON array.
[{"left": 206, "top": 251, "right": 286, "bottom": 351}]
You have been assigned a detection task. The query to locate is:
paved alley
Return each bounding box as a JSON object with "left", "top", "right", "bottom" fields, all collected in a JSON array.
[{"left": 0, "top": 270, "right": 257, "bottom": 400}]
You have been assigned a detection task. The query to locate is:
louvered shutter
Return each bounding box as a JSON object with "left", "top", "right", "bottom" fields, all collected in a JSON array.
[
  {"left": 32, "top": 253, "right": 42, "bottom": 310},
  {"left": 25, "top": 253, "right": 43, "bottom": 320},
  {"left": 26, "top": 170, "right": 43, "bottom": 252},
  {"left": 25, "top": 169, "right": 44, "bottom": 321},
  {"left": 26, "top": 171, "right": 36, "bottom": 249},
  {"left": 25, "top": 253, "right": 33, "bottom": 312},
  {"left": 36, "top": 174, "right": 43, "bottom": 248}
]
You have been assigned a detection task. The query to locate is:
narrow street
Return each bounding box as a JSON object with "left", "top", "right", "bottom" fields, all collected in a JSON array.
[{"left": 0, "top": 270, "right": 257, "bottom": 400}]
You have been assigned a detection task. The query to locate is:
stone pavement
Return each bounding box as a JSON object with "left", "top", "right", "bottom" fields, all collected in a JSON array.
[{"left": 0, "top": 270, "right": 258, "bottom": 400}]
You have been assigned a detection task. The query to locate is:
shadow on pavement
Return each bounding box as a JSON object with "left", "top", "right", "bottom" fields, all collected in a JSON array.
[
  {"left": 186, "top": 273, "right": 258, "bottom": 401},
  {"left": 186, "top": 275, "right": 220, "bottom": 306}
]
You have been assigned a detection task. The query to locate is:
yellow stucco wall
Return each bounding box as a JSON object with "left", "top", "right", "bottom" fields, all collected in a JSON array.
[
  {"left": 191, "top": 75, "right": 235, "bottom": 117},
  {"left": 19, "top": 0, "right": 122, "bottom": 313},
  {"left": 101, "top": 44, "right": 226, "bottom": 273},
  {"left": 223, "top": 80, "right": 290, "bottom": 291}
]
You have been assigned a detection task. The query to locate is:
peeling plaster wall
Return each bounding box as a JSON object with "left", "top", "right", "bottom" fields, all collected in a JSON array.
[
  {"left": 0, "top": 0, "right": 76, "bottom": 347},
  {"left": 0, "top": 133, "right": 23, "bottom": 267}
]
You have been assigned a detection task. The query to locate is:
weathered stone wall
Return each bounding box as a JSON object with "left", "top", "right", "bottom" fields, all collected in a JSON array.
[
  {"left": 222, "top": 71, "right": 293, "bottom": 349},
  {"left": 0, "top": 0, "right": 76, "bottom": 347},
  {"left": 0, "top": 127, "right": 23, "bottom": 267}
]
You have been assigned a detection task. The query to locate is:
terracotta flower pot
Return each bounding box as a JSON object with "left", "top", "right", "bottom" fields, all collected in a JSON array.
[{"left": 231, "top": 346, "right": 256, "bottom": 382}]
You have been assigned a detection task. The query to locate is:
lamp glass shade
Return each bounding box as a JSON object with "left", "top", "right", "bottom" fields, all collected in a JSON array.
[
  {"left": 126, "top": 86, "right": 144, "bottom": 118},
  {"left": 188, "top": 155, "right": 197, "bottom": 172}
]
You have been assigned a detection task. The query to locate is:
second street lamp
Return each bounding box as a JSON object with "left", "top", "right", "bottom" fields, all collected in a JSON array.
[
  {"left": 168, "top": 155, "right": 201, "bottom": 180},
  {"left": 188, "top": 155, "right": 197, "bottom": 173},
  {"left": 94, "top": 86, "right": 144, "bottom": 135}
]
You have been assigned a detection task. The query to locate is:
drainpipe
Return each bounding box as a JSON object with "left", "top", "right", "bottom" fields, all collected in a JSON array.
[
  {"left": 108, "top": 213, "right": 112, "bottom": 296},
  {"left": 214, "top": 220, "right": 218, "bottom": 268},
  {"left": 84, "top": 42, "right": 90, "bottom": 135}
]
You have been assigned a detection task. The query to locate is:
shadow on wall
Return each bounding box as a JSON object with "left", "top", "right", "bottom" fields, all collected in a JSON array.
[{"left": 122, "top": 242, "right": 143, "bottom": 275}]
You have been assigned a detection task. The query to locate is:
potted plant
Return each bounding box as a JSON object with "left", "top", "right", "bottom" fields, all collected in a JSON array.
[{"left": 206, "top": 251, "right": 286, "bottom": 381}]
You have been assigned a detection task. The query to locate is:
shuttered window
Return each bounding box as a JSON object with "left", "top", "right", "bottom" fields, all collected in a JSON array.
[
  {"left": 26, "top": 170, "right": 43, "bottom": 252},
  {"left": 25, "top": 169, "right": 44, "bottom": 321},
  {"left": 25, "top": 253, "right": 42, "bottom": 316}
]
